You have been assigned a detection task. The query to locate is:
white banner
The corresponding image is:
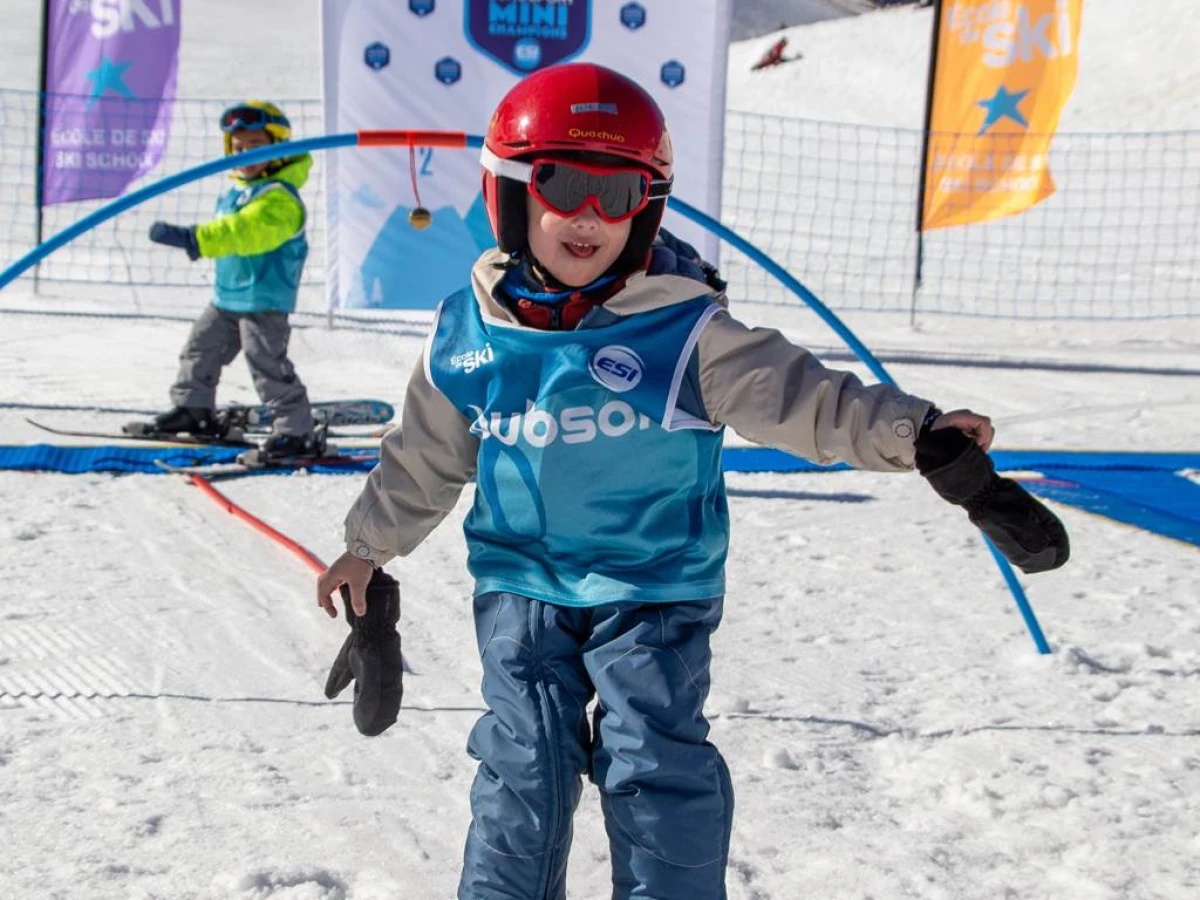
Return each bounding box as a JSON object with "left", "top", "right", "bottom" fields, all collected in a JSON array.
[{"left": 321, "top": 0, "right": 731, "bottom": 310}]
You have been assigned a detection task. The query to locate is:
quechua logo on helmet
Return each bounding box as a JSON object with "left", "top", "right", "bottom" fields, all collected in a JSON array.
[{"left": 465, "top": 0, "right": 592, "bottom": 77}]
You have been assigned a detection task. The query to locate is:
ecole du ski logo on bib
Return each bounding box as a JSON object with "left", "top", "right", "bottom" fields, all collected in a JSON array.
[{"left": 451, "top": 343, "right": 495, "bottom": 373}]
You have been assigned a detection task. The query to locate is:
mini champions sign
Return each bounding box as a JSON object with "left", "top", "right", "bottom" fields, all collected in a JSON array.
[
  {"left": 320, "top": 0, "right": 730, "bottom": 310},
  {"left": 466, "top": 0, "right": 592, "bottom": 75}
]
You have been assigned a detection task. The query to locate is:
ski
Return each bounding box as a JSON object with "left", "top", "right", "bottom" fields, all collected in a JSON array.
[
  {"left": 26, "top": 418, "right": 385, "bottom": 446},
  {"left": 116, "top": 399, "right": 395, "bottom": 439},
  {"left": 26, "top": 418, "right": 256, "bottom": 448},
  {"left": 154, "top": 449, "right": 378, "bottom": 478}
]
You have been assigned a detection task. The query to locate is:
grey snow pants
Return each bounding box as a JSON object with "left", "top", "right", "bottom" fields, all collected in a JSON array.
[{"left": 169, "top": 304, "right": 313, "bottom": 436}]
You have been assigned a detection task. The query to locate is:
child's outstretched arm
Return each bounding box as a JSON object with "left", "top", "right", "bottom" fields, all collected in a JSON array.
[
  {"left": 693, "top": 312, "right": 1067, "bottom": 572},
  {"left": 316, "top": 352, "right": 479, "bottom": 617},
  {"left": 696, "top": 311, "right": 934, "bottom": 471},
  {"left": 193, "top": 187, "right": 305, "bottom": 258},
  {"left": 146, "top": 188, "right": 304, "bottom": 262}
]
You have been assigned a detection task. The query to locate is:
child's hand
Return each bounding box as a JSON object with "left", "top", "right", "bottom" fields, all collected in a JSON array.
[
  {"left": 323, "top": 568, "right": 403, "bottom": 737},
  {"left": 148, "top": 221, "right": 201, "bottom": 261},
  {"left": 316, "top": 551, "right": 375, "bottom": 618},
  {"left": 915, "top": 420, "right": 1070, "bottom": 573},
  {"left": 929, "top": 408, "right": 994, "bottom": 452}
]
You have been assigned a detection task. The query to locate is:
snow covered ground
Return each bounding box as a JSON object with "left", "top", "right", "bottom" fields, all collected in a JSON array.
[{"left": 2, "top": 2, "right": 1199, "bottom": 899}]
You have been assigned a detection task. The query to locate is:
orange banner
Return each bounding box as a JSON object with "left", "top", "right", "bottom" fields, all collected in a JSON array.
[{"left": 921, "top": 0, "right": 1084, "bottom": 230}]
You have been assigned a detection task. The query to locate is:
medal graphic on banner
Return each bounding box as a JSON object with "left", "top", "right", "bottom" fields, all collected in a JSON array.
[{"left": 465, "top": 0, "right": 592, "bottom": 75}]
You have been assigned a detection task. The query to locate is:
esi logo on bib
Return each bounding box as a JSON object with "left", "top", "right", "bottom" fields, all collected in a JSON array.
[{"left": 589, "top": 346, "right": 643, "bottom": 393}]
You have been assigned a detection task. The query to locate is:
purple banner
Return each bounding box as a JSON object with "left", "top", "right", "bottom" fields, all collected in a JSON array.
[{"left": 40, "top": 0, "right": 180, "bottom": 206}]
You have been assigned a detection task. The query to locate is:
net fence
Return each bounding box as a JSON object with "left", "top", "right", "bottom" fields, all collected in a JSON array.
[{"left": 2, "top": 89, "right": 1196, "bottom": 319}]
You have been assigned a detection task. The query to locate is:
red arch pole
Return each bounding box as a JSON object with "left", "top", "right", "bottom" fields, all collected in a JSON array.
[
  {"left": 187, "top": 474, "right": 326, "bottom": 574},
  {"left": 185, "top": 474, "right": 414, "bottom": 674},
  {"left": 357, "top": 130, "right": 470, "bottom": 148}
]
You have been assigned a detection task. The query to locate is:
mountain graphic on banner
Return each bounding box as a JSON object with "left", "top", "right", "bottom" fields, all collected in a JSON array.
[{"left": 352, "top": 192, "right": 495, "bottom": 310}]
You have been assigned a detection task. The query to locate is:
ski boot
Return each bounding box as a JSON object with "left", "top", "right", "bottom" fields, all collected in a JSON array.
[
  {"left": 123, "top": 406, "right": 224, "bottom": 439},
  {"left": 239, "top": 428, "right": 326, "bottom": 468}
]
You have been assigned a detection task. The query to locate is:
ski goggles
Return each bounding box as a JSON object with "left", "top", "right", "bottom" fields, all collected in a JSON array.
[
  {"left": 219, "top": 104, "right": 288, "bottom": 134},
  {"left": 482, "top": 146, "right": 671, "bottom": 223}
]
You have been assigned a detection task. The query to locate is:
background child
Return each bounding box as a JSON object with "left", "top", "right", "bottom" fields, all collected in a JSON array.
[
  {"left": 131, "top": 100, "right": 317, "bottom": 459},
  {"left": 316, "top": 63, "right": 1066, "bottom": 899}
]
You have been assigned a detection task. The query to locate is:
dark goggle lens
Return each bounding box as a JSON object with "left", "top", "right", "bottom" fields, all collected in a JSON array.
[
  {"left": 221, "top": 106, "right": 270, "bottom": 132},
  {"left": 533, "top": 163, "right": 650, "bottom": 220}
]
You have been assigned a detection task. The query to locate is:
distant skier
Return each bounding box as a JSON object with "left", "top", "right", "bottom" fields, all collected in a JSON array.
[
  {"left": 317, "top": 63, "right": 1068, "bottom": 900},
  {"left": 130, "top": 100, "right": 318, "bottom": 460},
  {"left": 751, "top": 36, "right": 800, "bottom": 71}
]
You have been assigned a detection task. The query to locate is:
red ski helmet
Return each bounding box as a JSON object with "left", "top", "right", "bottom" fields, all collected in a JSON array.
[{"left": 481, "top": 63, "right": 674, "bottom": 274}]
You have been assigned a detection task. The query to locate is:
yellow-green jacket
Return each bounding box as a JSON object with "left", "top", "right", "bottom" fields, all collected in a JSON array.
[{"left": 196, "top": 154, "right": 312, "bottom": 314}]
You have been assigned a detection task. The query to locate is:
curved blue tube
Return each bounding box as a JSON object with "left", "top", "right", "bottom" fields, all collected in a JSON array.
[
  {"left": 0, "top": 134, "right": 358, "bottom": 291},
  {"left": 986, "top": 541, "right": 1052, "bottom": 653},
  {"left": 1, "top": 130, "right": 1049, "bottom": 653},
  {"left": 668, "top": 197, "right": 896, "bottom": 387}
]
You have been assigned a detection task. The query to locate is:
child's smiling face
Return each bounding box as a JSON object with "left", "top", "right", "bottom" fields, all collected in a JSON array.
[
  {"left": 229, "top": 128, "right": 274, "bottom": 180},
  {"left": 525, "top": 193, "right": 632, "bottom": 288}
]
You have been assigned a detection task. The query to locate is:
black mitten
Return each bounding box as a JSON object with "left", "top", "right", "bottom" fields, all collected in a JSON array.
[
  {"left": 148, "top": 221, "right": 201, "bottom": 261},
  {"left": 916, "top": 426, "right": 1070, "bottom": 574},
  {"left": 324, "top": 569, "right": 403, "bottom": 736}
]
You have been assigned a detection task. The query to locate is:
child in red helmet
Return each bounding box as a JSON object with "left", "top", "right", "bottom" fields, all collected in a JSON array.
[{"left": 317, "top": 63, "right": 1066, "bottom": 899}]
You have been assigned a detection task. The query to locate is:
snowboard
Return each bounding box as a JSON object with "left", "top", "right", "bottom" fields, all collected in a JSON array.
[{"left": 119, "top": 399, "right": 395, "bottom": 439}]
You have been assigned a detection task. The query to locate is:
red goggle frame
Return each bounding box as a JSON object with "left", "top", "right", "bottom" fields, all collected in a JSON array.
[{"left": 482, "top": 147, "right": 671, "bottom": 223}]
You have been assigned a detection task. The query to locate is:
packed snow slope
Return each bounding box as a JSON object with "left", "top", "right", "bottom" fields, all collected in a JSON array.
[{"left": 1, "top": 2, "right": 1198, "bottom": 898}]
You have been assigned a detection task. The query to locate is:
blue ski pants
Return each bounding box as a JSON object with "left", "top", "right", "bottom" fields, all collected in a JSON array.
[{"left": 458, "top": 592, "right": 733, "bottom": 900}]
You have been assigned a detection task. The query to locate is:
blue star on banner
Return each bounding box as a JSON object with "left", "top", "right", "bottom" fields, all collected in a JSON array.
[
  {"left": 976, "top": 85, "right": 1030, "bottom": 135},
  {"left": 85, "top": 56, "right": 137, "bottom": 109}
]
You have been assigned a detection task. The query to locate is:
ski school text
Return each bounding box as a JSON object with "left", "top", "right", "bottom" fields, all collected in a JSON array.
[
  {"left": 52, "top": 149, "right": 160, "bottom": 170},
  {"left": 49, "top": 128, "right": 167, "bottom": 148}
]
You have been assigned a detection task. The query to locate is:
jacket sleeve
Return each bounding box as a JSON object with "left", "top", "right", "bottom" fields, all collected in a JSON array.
[
  {"left": 194, "top": 184, "right": 304, "bottom": 258},
  {"left": 696, "top": 310, "right": 933, "bottom": 472},
  {"left": 343, "top": 353, "right": 479, "bottom": 567}
]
